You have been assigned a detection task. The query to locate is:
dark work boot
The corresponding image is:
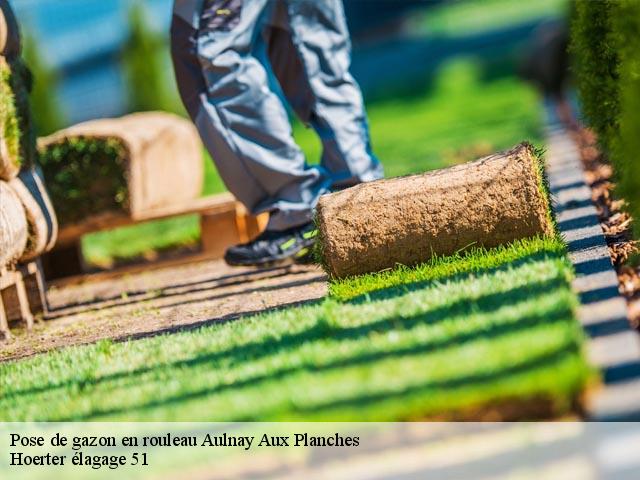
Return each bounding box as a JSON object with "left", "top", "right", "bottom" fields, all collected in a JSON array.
[{"left": 224, "top": 222, "right": 317, "bottom": 267}]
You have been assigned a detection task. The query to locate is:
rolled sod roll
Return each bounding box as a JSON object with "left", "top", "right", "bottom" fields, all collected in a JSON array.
[
  {"left": 9, "top": 166, "right": 58, "bottom": 262},
  {"left": 0, "top": 180, "right": 28, "bottom": 268},
  {"left": 1, "top": 56, "right": 34, "bottom": 181},
  {"left": 38, "top": 112, "right": 204, "bottom": 225},
  {"left": 0, "top": 0, "right": 21, "bottom": 58},
  {"left": 316, "top": 143, "right": 554, "bottom": 278}
]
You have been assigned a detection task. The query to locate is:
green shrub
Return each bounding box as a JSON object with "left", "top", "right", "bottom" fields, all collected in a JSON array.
[{"left": 571, "top": 0, "right": 640, "bottom": 238}]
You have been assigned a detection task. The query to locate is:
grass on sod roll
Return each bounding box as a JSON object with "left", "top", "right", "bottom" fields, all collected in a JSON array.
[
  {"left": 0, "top": 60, "right": 21, "bottom": 170},
  {"left": 38, "top": 136, "right": 129, "bottom": 225},
  {"left": 0, "top": 236, "right": 592, "bottom": 421},
  {"left": 1, "top": 58, "right": 35, "bottom": 172}
]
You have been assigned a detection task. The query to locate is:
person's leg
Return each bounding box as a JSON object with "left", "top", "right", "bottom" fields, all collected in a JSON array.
[
  {"left": 170, "top": 0, "right": 329, "bottom": 232},
  {"left": 267, "top": 0, "right": 383, "bottom": 189}
]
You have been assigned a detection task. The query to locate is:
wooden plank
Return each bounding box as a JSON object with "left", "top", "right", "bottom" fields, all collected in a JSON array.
[
  {"left": 55, "top": 193, "right": 237, "bottom": 247},
  {"left": 46, "top": 203, "right": 256, "bottom": 285},
  {"left": 133, "top": 192, "right": 237, "bottom": 221},
  {"left": 247, "top": 213, "right": 269, "bottom": 240},
  {"left": 201, "top": 208, "right": 241, "bottom": 258},
  {"left": 0, "top": 262, "right": 43, "bottom": 336},
  {"left": 0, "top": 269, "right": 18, "bottom": 290},
  {"left": 235, "top": 204, "right": 268, "bottom": 242},
  {"left": 1, "top": 274, "right": 34, "bottom": 329},
  {"left": 0, "top": 294, "right": 10, "bottom": 341},
  {"left": 19, "top": 260, "right": 47, "bottom": 317},
  {"left": 14, "top": 275, "right": 34, "bottom": 329},
  {"left": 45, "top": 193, "right": 267, "bottom": 281}
]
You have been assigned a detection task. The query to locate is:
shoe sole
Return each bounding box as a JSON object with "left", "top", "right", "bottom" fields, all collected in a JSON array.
[
  {"left": 224, "top": 255, "right": 295, "bottom": 268},
  {"left": 224, "top": 241, "right": 315, "bottom": 268}
]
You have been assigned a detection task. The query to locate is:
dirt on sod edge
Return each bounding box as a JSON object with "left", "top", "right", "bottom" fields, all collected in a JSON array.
[{"left": 414, "top": 394, "right": 583, "bottom": 422}]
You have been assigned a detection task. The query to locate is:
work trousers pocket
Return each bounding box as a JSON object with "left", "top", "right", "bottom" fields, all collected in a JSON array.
[{"left": 200, "top": 0, "right": 243, "bottom": 33}]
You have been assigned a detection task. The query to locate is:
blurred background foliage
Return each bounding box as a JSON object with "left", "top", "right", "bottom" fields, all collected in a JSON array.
[{"left": 121, "top": 1, "right": 181, "bottom": 114}]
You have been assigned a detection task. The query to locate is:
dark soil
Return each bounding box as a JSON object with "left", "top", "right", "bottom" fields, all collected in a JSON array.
[{"left": 0, "top": 259, "right": 327, "bottom": 361}]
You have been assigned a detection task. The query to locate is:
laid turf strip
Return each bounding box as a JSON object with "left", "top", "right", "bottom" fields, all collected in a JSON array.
[{"left": 0, "top": 237, "right": 592, "bottom": 421}]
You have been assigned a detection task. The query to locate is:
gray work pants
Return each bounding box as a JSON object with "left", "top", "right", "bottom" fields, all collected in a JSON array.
[{"left": 171, "top": 0, "right": 383, "bottom": 231}]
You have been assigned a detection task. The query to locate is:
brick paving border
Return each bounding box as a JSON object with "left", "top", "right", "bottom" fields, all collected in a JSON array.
[{"left": 546, "top": 123, "right": 640, "bottom": 420}]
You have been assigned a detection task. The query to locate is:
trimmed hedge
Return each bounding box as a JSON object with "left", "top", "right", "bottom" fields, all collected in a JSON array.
[
  {"left": 614, "top": 1, "right": 640, "bottom": 238},
  {"left": 571, "top": 0, "right": 640, "bottom": 238}
]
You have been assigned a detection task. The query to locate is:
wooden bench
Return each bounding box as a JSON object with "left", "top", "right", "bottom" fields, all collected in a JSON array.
[
  {"left": 43, "top": 193, "right": 268, "bottom": 279},
  {"left": 0, "top": 260, "right": 47, "bottom": 340}
]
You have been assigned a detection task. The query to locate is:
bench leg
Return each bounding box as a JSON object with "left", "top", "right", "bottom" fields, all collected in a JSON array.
[
  {"left": 22, "top": 260, "right": 48, "bottom": 317},
  {"left": 0, "top": 295, "right": 10, "bottom": 341},
  {"left": 1, "top": 275, "right": 34, "bottom": 330},
  {"left": 235, "top": 204, "right": 268, "bottom": 243},
  {"left": 200, "top": 209, "right": 242, "bottom": 258},
  {"left": 42, "top": 241, "right": 84, "bottom": 279},
  {"left": 244, "top": 213, "right": 268, "bottom": 241}
]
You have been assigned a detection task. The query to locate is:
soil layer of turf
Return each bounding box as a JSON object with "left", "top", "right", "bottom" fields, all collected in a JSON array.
[
  {"left": 316, "top": 143, "right": 553, "bottom": 278},
  {"left": 0, "top": 236, "right": 592, "bottom": 421}
]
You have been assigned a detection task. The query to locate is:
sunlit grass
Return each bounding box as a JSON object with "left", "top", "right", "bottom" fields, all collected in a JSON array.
[{"left": 0, "top": 236, "right": 591, "bottom": 421}]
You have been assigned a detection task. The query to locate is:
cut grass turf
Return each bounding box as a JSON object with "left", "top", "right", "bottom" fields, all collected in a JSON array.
[{"left": 0, "top": 236, "right": 592, "bottom": 421}]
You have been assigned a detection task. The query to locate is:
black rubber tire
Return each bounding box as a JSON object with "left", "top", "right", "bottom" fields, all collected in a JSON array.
[{"left": 0, "top": 0, "right": 21, "bottom": 58}]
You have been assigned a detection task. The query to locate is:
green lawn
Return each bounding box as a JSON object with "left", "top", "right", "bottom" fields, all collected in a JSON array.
[
  {"left": 0, "top": 236, "right": 591, "bottom": 421},
  {"left": 82, "top": 59, "right": 542, "bottom": 266}
]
